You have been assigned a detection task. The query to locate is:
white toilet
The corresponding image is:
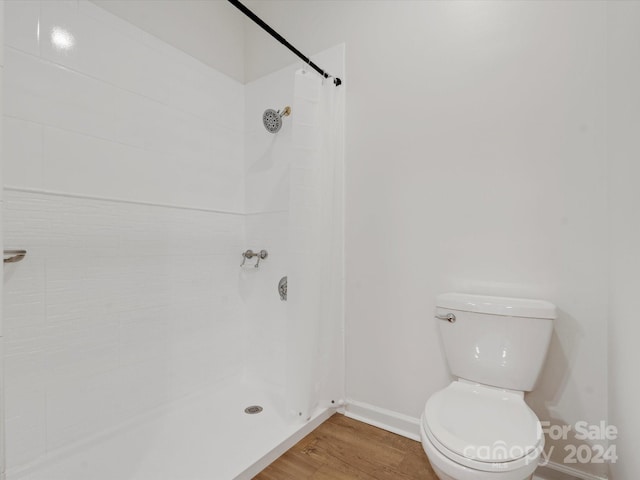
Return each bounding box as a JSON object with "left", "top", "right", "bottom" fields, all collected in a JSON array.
[{"left": 421, "top": 293, "right": 556, "bottom": 480}]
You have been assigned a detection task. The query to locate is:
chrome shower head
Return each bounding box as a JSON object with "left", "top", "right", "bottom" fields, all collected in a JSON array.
[{"left": 263, "top": 106, "right": 291, "bottom": 134}]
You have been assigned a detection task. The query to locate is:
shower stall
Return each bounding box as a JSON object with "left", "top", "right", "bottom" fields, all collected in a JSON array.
[{"left": 1, "top": 1, "right": 345, "bottom": 479}]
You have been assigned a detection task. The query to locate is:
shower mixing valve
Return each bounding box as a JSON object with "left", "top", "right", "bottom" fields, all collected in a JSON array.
[{"left": 278, "top": 276, "right": 287, "bottom": 301}]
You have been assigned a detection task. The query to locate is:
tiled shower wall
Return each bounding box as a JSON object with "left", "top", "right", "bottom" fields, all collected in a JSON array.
[
  {"left": 242, "top": 65, "right": 295, "bottom": 390},
  {"left": 2, "top": 0, "right": 245, "bottom": 470}
]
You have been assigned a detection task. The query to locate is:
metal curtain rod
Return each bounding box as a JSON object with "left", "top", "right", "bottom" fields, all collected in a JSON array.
[{"left": 227, "top": 0, "right": 342, "bottom": 87}]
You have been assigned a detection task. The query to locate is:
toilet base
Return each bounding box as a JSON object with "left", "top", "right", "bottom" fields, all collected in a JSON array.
[
  {"left": 430, "top": 462, "right": 461, "bottom": 480},
  {"left": 429, "top": 463, "right": 533, "bottom": 480}
]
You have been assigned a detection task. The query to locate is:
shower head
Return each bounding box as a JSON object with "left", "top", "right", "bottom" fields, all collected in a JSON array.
[{"left": 263, "top": 106, "right": 291, "bottom": 134}]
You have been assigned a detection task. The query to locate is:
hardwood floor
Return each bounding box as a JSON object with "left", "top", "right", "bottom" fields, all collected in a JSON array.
[{"left": 253, "top": 413, "right": 438, "bottom": 480}]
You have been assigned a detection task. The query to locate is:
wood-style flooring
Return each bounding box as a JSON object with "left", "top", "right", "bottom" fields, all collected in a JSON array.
[{"left": 253, "top": 413, "right": 438, "bottom": 480}]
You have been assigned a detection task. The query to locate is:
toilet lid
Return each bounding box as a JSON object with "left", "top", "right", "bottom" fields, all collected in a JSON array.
[{"left": 423, "top": 381, "right": 543, "bottom": 463}]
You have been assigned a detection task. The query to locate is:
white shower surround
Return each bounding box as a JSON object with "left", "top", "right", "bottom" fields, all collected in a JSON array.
[{"left": 2, "top": 1, "right": 345, "bottom": 478}]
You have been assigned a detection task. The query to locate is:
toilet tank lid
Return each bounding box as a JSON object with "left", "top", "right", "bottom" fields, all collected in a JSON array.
[{"left": 436, "top": 293, "right": 556, "bottom": 319}]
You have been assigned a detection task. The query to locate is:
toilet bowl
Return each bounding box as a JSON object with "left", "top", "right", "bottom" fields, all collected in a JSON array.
[
  {"left": 421, "top": 381, "right": 543, "bottom": 480},
  {"left": 422, "top": 293, "right": 556, "bottom": 480}
]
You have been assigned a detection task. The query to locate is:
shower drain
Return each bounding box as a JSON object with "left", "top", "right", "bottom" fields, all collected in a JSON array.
[{"left": 244, "top": 405, "right": 263, "bottom": 415}]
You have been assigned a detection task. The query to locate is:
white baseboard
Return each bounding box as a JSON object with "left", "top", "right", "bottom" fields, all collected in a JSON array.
[
  {"left": 536, "top": 462, "right": 607, "bottom": 480},
  {"left": 343, "top": 400, "right": 607, "bottom": 480},
  {"left": 344, "top": 398, "right": 421, "bottom": 441}
]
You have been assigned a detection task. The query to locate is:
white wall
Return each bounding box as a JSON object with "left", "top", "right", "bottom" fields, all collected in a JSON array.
[
  {"left": 90, "top": 0, "right": 246, "bottom": 83},
  {"left": 607, "top": 2, "right": 640, "bottom": 479},
  {"left": 2, "top": 0, "right": 245, "bottom": 472},
  {"left": 243, "top": 61, "right": 293, "bottom": 388},
  {"left": 245, "top": 2, "right": 608, "bottom": 477}
]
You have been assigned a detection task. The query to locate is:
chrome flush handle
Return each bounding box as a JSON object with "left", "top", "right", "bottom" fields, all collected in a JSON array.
[{"left": 435, "top": 313, "right": 456, "bottom": 323}]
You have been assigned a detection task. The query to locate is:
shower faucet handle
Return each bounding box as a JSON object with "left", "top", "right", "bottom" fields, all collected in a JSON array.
[
  {"left": 435, "top": 313, "right": 456, "bottom": 323},
  {"left": 240, "top": 249, "right": 254, "bottom": 267},
  {"left": 254, "top": 250, "right": 268, "bottom": 268}
]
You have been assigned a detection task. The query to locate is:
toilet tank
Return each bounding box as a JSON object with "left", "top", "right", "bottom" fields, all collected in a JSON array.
[{"left": 435, "top": 293, "right": 556, "bottom": 392}]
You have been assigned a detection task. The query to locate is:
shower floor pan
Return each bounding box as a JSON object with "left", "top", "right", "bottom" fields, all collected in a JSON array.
[{"left": 8, "top": 380, "right": 334, "bottom": 480}]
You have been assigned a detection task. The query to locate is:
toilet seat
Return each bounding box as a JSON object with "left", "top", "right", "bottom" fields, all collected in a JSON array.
[
  {"left": 423, "top": 381, "right": 544, "bottom": 472},
  {"left": 421, "top": 423, "right": 540, "bottom": 480}
]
